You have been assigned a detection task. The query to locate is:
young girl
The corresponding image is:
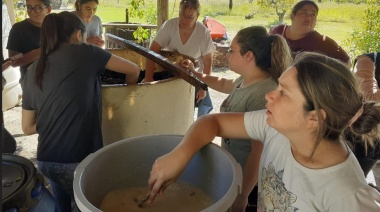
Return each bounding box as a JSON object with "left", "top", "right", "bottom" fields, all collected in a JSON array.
[
  {"left": 148, "top": 52, "right": 380, "bottom": 211},
  {"left": 21, "top": 11, "right": 140, "bottom": 211},
  {"left": 73, "top": 0, "right": 104, "bottom": 47},
  {"left": 181, "top": 26, "right": 292, "bottom": 211}
]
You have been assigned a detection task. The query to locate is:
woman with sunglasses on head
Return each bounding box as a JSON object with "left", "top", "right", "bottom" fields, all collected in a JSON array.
[
  {"left": 148, "top": 52, "right": 380, "bottom": 211},
  {"left": 73, "top": 0, "right": 104, "bottom": 47},
  {"left": 6, "top": 0, "right": 51, "bottom": 84},
  {"left": 181, "top": 25, "right": 292, "bottom": 211},
  {"left": 144, "top": 0, "right": 215, "bottom": 118},
  {"left": 270, "top": 0, "right": 351, "bottom": 67}
]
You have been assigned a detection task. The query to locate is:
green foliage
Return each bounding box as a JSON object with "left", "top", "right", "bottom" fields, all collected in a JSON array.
[
  {"left": 127, "top": 0, "right": 156, "bottom": 43},
  {"left": 12, "top": 0, "right": 27, "bottom": 22},
  {"left": 344, "top": 0, "right": 380, "bottom": 58},
  {"left": 133, "top": 26, "right": 150, "bottom": 43},
  {"left": 129, "top": 0, "right": 146, "bottom": 19},
  {"left": 96, "top": 0, "right": 366, "bottom": 54},
  {"left": 144, "top": 3, "right": 157, "bottom": 24}
]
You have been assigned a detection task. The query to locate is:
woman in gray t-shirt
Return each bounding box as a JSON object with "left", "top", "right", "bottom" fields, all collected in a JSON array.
[{"left": 73, "top": 0, "right": 104, "bottom": 47}]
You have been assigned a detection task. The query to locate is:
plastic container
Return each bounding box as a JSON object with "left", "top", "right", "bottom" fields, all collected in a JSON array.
[
  {"left": 101, "top": 49, "right": 197, "bottom": 145},
  {"left": 2, "top": 3, "right": 22, "bottom": 111},
  {"left": 73, "top": 134, "right": 242, "bottom": 211},
  {"left": 2, "top": 66, "right": 22, "bottom": 111},
  {"left": 2, "top": 154, "right": 56, "bottom": 212}
]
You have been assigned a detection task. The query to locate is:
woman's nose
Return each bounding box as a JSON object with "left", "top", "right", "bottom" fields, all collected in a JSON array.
[{"left": 265, "top": 90, "right": 274, "bottom": 102}]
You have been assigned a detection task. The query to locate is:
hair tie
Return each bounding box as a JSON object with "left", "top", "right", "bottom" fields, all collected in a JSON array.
[
  {"left": 348, "top": 104, "right": 364, "bottom": 127},
  {"left": 269, "top": 35, "right": 275, "bottom": 46}
]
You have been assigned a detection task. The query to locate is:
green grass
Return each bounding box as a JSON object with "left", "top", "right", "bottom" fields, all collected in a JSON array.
[
  {"left": 96, "top": 1, "right": 367, "bottom": 49},
  {"left": 18, "top": 0, "right": 367, "bottom": 54}
]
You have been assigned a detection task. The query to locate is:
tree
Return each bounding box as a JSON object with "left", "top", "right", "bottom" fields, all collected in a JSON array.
[
  {"left": 258, "top": 0, "right": 295, "bottom": 24},
  {"left": 344, "top": 0, "right": 380, "bottom": 58}
]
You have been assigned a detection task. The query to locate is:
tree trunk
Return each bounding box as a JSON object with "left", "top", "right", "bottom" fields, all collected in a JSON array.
[{"left": 278, "top": 11, "right": 285, "bottom": 24}]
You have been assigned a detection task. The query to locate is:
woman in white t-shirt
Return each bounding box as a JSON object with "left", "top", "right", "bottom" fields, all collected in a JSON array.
[
  {"left": 147, "top": 52, "right": 380, "bottom": 211},
  {"left": 143, "top": 0, "right": 215, "bottom": 118}
]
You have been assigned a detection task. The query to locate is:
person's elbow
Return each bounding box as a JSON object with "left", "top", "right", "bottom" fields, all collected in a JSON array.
[
  {"left": 22, "top": 109, "right": 37, "bottom": 135},
  {"left": 22, "top": 124, "right": 36, "bottom": 135},
  {"left": 126, "top": 64, "right": 141, "bottom": 85}
]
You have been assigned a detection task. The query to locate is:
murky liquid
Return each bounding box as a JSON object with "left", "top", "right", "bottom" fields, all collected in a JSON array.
[{"left": 99, "top": 182, "right": 214, "bottom": 212}]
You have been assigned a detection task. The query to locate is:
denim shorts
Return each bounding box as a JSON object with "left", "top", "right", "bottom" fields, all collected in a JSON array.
[{"left": 195, "top": 88, "right": 213, "bottom": 118}]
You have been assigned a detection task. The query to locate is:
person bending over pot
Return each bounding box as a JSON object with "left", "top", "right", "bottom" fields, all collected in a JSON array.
[
  {"left": 21, "top": 11, "right": 140, "bottom": 212},
  {"left": 148, "top": 52, "right": 380, "bottom": 211}
]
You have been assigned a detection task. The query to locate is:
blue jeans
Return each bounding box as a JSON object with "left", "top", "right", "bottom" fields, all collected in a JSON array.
[
  {"left": 196, "top": 88, "right": 213, "bottom": 118},
  {"left": 38, "top": 161, "right": 79, "bottom": 212}
]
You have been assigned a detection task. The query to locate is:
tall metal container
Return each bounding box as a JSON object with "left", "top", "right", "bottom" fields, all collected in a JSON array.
[{"left": 102, "top": 49, "right": 199, "bottom": 145}]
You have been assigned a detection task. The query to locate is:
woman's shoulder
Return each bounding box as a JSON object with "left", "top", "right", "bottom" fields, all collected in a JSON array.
[
  {"left": 195, "top": 20, "right": 208, "bottom": 29},
  {"left": 11, "top": 19, "right": 32, "bottom": 29},
  {"left": 308, "top": 31, "right": 339, "bottom": 44},
  {"left": 251, "top": 77, "right": 278, "bottom": 89},
  {"left": 159, "top": 18, "right": 178, "bottom": 31},
  {"left": 270, "top": 24, "right": 287, "bottom": 34},
  {"left": 165, "top": 18, "right": 179, "bottom": 25},
  {"left": 64, "top": 43, "right": 105, "bottom": 54},
  {"left": 92, "top": 15, "right": 102, "bottom": 22}
]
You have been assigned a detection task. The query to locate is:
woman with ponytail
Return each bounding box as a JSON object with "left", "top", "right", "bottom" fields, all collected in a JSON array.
[
  {"left": 21, "top": 11, "right": 140, "bottom": 211},
  {"left": 181, "top": 25, "right": 292, "bottom": 211},
  {"left": 149, "top": 52, "right": 380, "bottom": 211}
]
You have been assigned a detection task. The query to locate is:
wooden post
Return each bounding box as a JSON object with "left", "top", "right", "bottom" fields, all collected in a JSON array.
[{"left": 157, "top": 0, "right": 168, "bottom": 29}]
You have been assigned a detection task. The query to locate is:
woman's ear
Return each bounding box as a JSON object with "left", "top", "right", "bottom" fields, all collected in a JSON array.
[
  {"left": 245, "top": 51, "right": 254, "bottom": 62},
  {"left": 307, "top": 109, "right": 326, "bottom": 128},
  {"left": 75, "top": 30, "right": 84, "bottom": 43},
  {"left": 47, "top": 6, "right": 52, "bottom": 14}
]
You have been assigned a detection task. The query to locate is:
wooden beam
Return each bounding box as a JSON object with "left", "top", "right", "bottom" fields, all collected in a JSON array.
[
  {"left": 105, "top": 33, "right": 208, "bottom": 90},
  {"left": 102, "top": 23, "right": 157, "bottom": 29}
]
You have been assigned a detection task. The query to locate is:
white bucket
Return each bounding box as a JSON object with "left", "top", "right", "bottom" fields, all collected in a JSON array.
[{"left": 73, "top": 134, "right": 242, "bottom": 211}]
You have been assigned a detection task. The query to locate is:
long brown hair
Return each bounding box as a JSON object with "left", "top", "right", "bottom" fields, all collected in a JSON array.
[
  {"left": 35, "top": 11, "right": 85, "bottom": 90},
  {"left": 294, "top": 52, "right": 380, "bottom": 157}
]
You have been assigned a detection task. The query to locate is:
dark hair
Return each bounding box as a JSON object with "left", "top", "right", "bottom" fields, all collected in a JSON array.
[
  {"left": 26, "top": 0, "right": 51, "bottom": 7},
  {"left": 179, "top": 0, "right": 200, "bottom": 15},
  {"left": 291, "top": 0, "right": 319, "bottom": 15},
  {"left": 35, "top": 11, "right": 86, "bottom": 90},
  {"left": 75, "top": 0, "right": 99, "bottom": 11},
  {"left": 293, "top": 52, "right": 380, "bottom": 157},
  {"left": 235, "top": 26, "right": 292, "bottom": 80}
]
